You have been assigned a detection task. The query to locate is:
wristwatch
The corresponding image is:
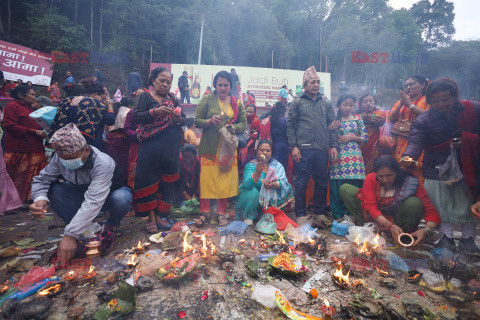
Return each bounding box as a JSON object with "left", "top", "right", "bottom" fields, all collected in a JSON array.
[
  {"left": 421, "top": 227, "right": 434, "bottom": 238},
  {"left": 408, "top": 104, "right": 415, "bottom": 110}
]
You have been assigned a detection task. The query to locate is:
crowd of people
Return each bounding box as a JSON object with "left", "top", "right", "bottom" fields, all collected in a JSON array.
[{"left": 0, "top": 65, "right": 479, "bottom": 264}]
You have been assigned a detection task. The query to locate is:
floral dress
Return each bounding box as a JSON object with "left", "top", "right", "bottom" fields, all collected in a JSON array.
[
  {"left": 330, "top": 116, "right": 368, "bottom": 180},
  {"left": 329, "top": 116, "right": 368, "bottom": 218}
]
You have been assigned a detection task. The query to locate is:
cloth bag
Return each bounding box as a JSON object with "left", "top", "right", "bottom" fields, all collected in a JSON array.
[
  {"left": 436, "top": 145, "right": 464, "bottom": 186},
  {"left": 218, "top": 124, "right": 238, "bottom": 172},
  {"left": 29, "top": 106, "right": 57, "bottom": 130}
]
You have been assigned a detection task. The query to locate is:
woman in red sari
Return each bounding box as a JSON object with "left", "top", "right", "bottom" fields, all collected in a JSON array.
[
  {"left": 388, "top": 75, "right": 429, "bottom": 183},
  {"left": 358, "top": 93, "right": 390, "bottom": 174},
  {"left": 3, "top": 85, "right": 48, "bottom": 203}
]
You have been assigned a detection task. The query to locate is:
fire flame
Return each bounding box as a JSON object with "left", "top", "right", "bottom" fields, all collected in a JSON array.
[
  {"left": 372, "top": 234, "right": 380, "bottom": 250},
  {"left": 0, "top": 285, "right": 8, "bottom": 294},
  {"left": 183, "top": 230, "right": 194, "bottom": 253},
  {"left": 88, "top": 266, "right": 95, "bottom": 274},
  {"left": 251, "top": 240, "right": 255, "bottom": 247},
  {"left": 211, "top": 244, "right": 216, "bottom": 255},
  {"left": 128, "top": 254, "right": 137, "bottom": 265},
  {"left": 408, "top": 273, "right": 420, "bottom": 280},
  {"left": 137, "top": 240, "right": 142, "bottom": 249},
  {"left": 333, "top": 263, "right": 350, "bottom": 286},
  {"left": 276, "top": 230, "right": 286, "bottom": 244},
  {"left": 376, "top": 268, "right": 389, "bottom": 276},
  {"left": 354, "top": 235, "right": 360, "bottom": 246},
  {"left": 308, "top": 235, "right": 315, "bottom": 245},
  {"left": 38, "top": 283, "right": 62, "bottom": 296},
  {"left": 324, "top": 298, "right": 330, "bottom": 308},
  {"left": 68, "top": 271, "right": 75, "bottom": 276},
  {"left": 201, "top": 234, "right": 207, "bottom": 254},
  {"left": 359, "top": 239, "right": 369, "bottom": 255}
]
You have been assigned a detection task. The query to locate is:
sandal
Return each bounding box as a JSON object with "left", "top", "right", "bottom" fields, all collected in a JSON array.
[
  {"left": 145, "top": 220, "right": 159, "bottom": 234},
  {"left": 218, "top": 214, "right": 229, "bottom": 226},
  {"left": 156, "top": 218, "right": 173, "bottom": 231}
]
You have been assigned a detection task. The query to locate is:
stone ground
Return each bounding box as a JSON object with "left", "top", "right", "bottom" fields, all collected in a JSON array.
[{"left": 1, "top": 207, "right": 480, "bottom": 320}]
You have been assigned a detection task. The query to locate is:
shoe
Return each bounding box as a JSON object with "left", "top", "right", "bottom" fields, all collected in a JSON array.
[
  {"left": 459, "top": 237, "right": 480, "bottom": 257},
  {"left": 435, "top": 235, "right": 456, "bottom": 252},
  {"left": 244, "top": 219, "right": 253, "bottom": 226}
]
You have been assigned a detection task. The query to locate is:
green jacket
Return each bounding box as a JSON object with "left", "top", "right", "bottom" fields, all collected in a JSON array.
[{"left": 195, "top": 93, "right": 247, "bottom": 156}]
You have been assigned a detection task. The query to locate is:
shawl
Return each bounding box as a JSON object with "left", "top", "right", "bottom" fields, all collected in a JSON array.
[
  {"left": 136, "top": 93, "right": 180, "bottom": 142},
  {"left": 251, "top": 158, "right": 292, "bottom": 209},
  {"left": 377, "top": 175, "right": 418, "bottom": 216}
]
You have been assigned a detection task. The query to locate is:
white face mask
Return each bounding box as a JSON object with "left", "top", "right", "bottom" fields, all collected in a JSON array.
[{"left": 59, "top": 150, "right": 85, "bottom": 170}]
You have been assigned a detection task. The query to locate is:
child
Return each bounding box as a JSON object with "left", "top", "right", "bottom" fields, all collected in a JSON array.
[
  {"left": 329, "top": 94, "right": 368, "bottom": 219},
  {"left": 184, "top": 117, "right": 199, "bottom": 147},
  {"left": 180, "top": 144, "right": 200, "bottom": 200}
]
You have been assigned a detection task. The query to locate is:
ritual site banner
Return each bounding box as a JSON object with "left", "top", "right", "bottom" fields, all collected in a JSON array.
[
  {"left": 151, "top": 63, "right": 331, "bottom": 106},
  {"left": 0, "top": 40, "right": 54, "bottom": 86}
]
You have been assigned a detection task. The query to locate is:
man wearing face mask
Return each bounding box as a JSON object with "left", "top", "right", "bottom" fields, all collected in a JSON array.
[{"left": 29, "top": 123, "right": 132, "bottom": 263}]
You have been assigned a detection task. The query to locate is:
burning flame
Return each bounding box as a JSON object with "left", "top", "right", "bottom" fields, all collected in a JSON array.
[
  {"left": 372, "top": 234, "right": 380, "bottom": 250},
  {"left": 408, "top": 273, "right": 421, "bottom": 281},
  {"left": 67, "top": 271, "right": 75, "bottom": 277},
  {"left": 376, "top": 268, "right": 389, "bottom": 276},
  {"left": 308, "top": 235, "right": 315, "bottom": 245},
  {"left": 276, "top": 230, "right": 286, "bottom": 244},
  {"left": 137, "top": 240, "right": 142, "bottom": 249},
  {"left": 211, "top": 244, "right": 216, "bottom": 255},
  {"left": 88, "top": 266, "right": 95, "bottom": 274},
  {"left": 38, "top": 283, "right": 62, "bottom": 296},
  {"left": 183, "top": 230, "right": 194, "bottom": 253},
  {"left": 333, "top": 263, "right": 350, "bottom": 286},
  {"left": 201, "top": 234, "right": 207, "bottom": 254},
  {"left": 128, "top": 254, "right": 137, "bottom": 265},
  {"left": 324, "top": 298, "right": 330, "bottom": 308},
  {"left": 354, "top": 235, "right": 360, "bottom": 246},
  {"left": 0, "top": 285, "right": 8, "bottom": 294},
  {"left": 359, "top": 239, "right": 369, "bottom": 255},
  {"left": 251, "top": 240, "right": 255, "bottom": 247}
]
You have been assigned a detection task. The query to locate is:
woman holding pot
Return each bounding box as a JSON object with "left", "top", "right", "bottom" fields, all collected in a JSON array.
[
  {"left": 194, "top": 71, "right": 247, "bottom": 226},
  {"left": 340, "top": 155, "right": 440, "bottom": 250},
  {"left": 388, "top": 75, "right": 429, "bottom": 183}
]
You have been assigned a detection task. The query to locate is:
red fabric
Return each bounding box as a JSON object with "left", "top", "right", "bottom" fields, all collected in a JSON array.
[
  {"left": 265, "top": 206, "right": 298, "bottom": 231},
  {"left": 200, "top": 198, "right": 228, "bottom": 214},
  {"left": 157, "top": 199, "right": 172, "bottom": 214},
  {"left": 2, "top": 100, "right": 44, "bottom": 153},
  {"left": 258, "top": 117, "right": 271, "bottom": 141},
  {"left": 133, "top": 181, "right": 159, "bottom": 200},
  {"left": 161, "top": 172, "right": 180, "bottom": 183},
  {"left": 357, "top": 173, "right": 440, "bottom": 224},
  {"left": 229, "top": 95, "right": 239, "bottom": 125},
  {"left": 134, "top": 200, "right": 157, "bottom": 212}
]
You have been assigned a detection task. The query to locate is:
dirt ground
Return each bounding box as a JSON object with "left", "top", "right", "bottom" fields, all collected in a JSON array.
[{"left": 1, "top": 207, "right": 480, "bottom": 320}]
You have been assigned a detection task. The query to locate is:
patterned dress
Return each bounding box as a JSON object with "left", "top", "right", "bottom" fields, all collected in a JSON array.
[
  {"left": 330, "top": 116, "right": 368, "bottom": 180},
  {"left": 329, "top": 116, "right": 368, "bottom": 218}
]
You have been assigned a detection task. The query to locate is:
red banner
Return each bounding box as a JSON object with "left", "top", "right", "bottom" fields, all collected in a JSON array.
[{"left": 0, "top": 40, "right": 54, "bottom": 86}]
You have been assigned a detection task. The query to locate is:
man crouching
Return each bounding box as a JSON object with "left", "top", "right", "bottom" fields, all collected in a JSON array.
[{"left": 29, "top": 123, "right": 132, "bottom": 263}]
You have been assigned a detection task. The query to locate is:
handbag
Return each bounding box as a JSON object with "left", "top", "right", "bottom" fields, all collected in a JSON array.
[
  {"left": 29, "top": 106, "right": 57, "bottom": 131},
  {"left": 391, "top": 120, "right": 411, "bottom": 138}
]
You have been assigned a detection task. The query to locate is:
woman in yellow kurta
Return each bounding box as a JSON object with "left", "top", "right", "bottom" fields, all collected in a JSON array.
[
  {"left": 388, "top": 75, "right": 429, "bottom": 184},
  {"left": 194, "top": 71, "right": 247, "bottom": 226}
]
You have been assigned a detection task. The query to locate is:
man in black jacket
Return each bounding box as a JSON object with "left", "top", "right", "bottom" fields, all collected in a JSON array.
[{"left": 178, "top": 71, "right": 190, "bottom": 103}]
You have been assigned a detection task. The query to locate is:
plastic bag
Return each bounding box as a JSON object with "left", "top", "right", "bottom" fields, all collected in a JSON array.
[
  {"left": 179, "top": 198, "right": 200, "bottom": 215},
  {"left": 265, "top": 206, "right": 298, "bottom": 231},
  {"left": 328, "top": 243, "right": 352, "bottom": 259},
  {"left": 340, "top": 215, "right": 355, "bottom": 227},
  {"left": 346, "top": 223, "right": 376, "bottom": 243},
  {"left": 14, "top": 266, "right": 55, "bottom": 287},
  {"left": 170, "top": 220, "right": 187, "bottom": 232},
  {"left": 436, "top": 145, "right": 463, "bottom": 185},
  {"left": 220, "top": 221, "right": 249, "bottom": 236},
  {"left": 383, "top": 251, "right": 409, "bottom": 272},
  {"left": 284, "top": 223, "right": 317, "bottom": 243},
  {"left": 331, "top": 220, "right": 350, "bottom": 236},
  {"left": 251, "top": 284, "right": 279, "bottom": 308},
  {"left": 255, "top": 214, "right": 277, "bottom": 234},
  {"left": 378, "top": 119, "right": 396, "bottom": 149}
]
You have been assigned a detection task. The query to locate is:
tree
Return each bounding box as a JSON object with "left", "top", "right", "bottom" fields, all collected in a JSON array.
[{"left": 410, "top": 0, "right": 455, "bottom": 49}]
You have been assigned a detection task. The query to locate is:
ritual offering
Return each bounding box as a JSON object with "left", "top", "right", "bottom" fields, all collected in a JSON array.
[
  {"left": 37, "top": 282, "right": 64, "bottom": 297},
  {"left": 320, "top": 298, "right": 336, "bottom": 320},
  {"left": 83, "top": 266, "right": 97, "bottom": 282},
  {"left": 156, "top": 253, "right": 200, "bottom": 282},
  {"left": 275, "top": 291, "right": 323, "bottom": 320},
  {"left": 64, "top": 270, "right": 78, "bottom": 281},
  {"left": 269, "top": 252, "right": 309, "bottom": 275}
]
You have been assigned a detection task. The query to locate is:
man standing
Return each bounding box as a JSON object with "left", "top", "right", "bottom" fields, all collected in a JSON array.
[
  {"left": 128, "top": 67, "right": 142, "bottom": 95},
  {"left": 64, "top": 71, "right": 75, "bottom": 96},
  {"left": 287, "top": 66, "right": 339, "bottom": 223},
  {"left": 93, "top": 66, "right": 103, "bottom": 86},
  {"left": 29, "top": 123, "right": 132, "bottom": 263},
  {"left": 230, "top": 68, "right": 239, "bottom": 97},
  {"left": 178, "top": 71, "right": 190, "bottom": 104}
]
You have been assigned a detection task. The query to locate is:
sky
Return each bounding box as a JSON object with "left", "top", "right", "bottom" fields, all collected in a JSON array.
[{"left": 388, "top": 0, "right": 480, "bottom": 40}]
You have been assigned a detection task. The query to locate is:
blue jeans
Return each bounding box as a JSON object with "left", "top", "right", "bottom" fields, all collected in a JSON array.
[
  {"left": 293, "top": 148, "right": 329, "bottom": 216},
  {"left": 48, "top": 182, "right": 132, "bottom": 228}
]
